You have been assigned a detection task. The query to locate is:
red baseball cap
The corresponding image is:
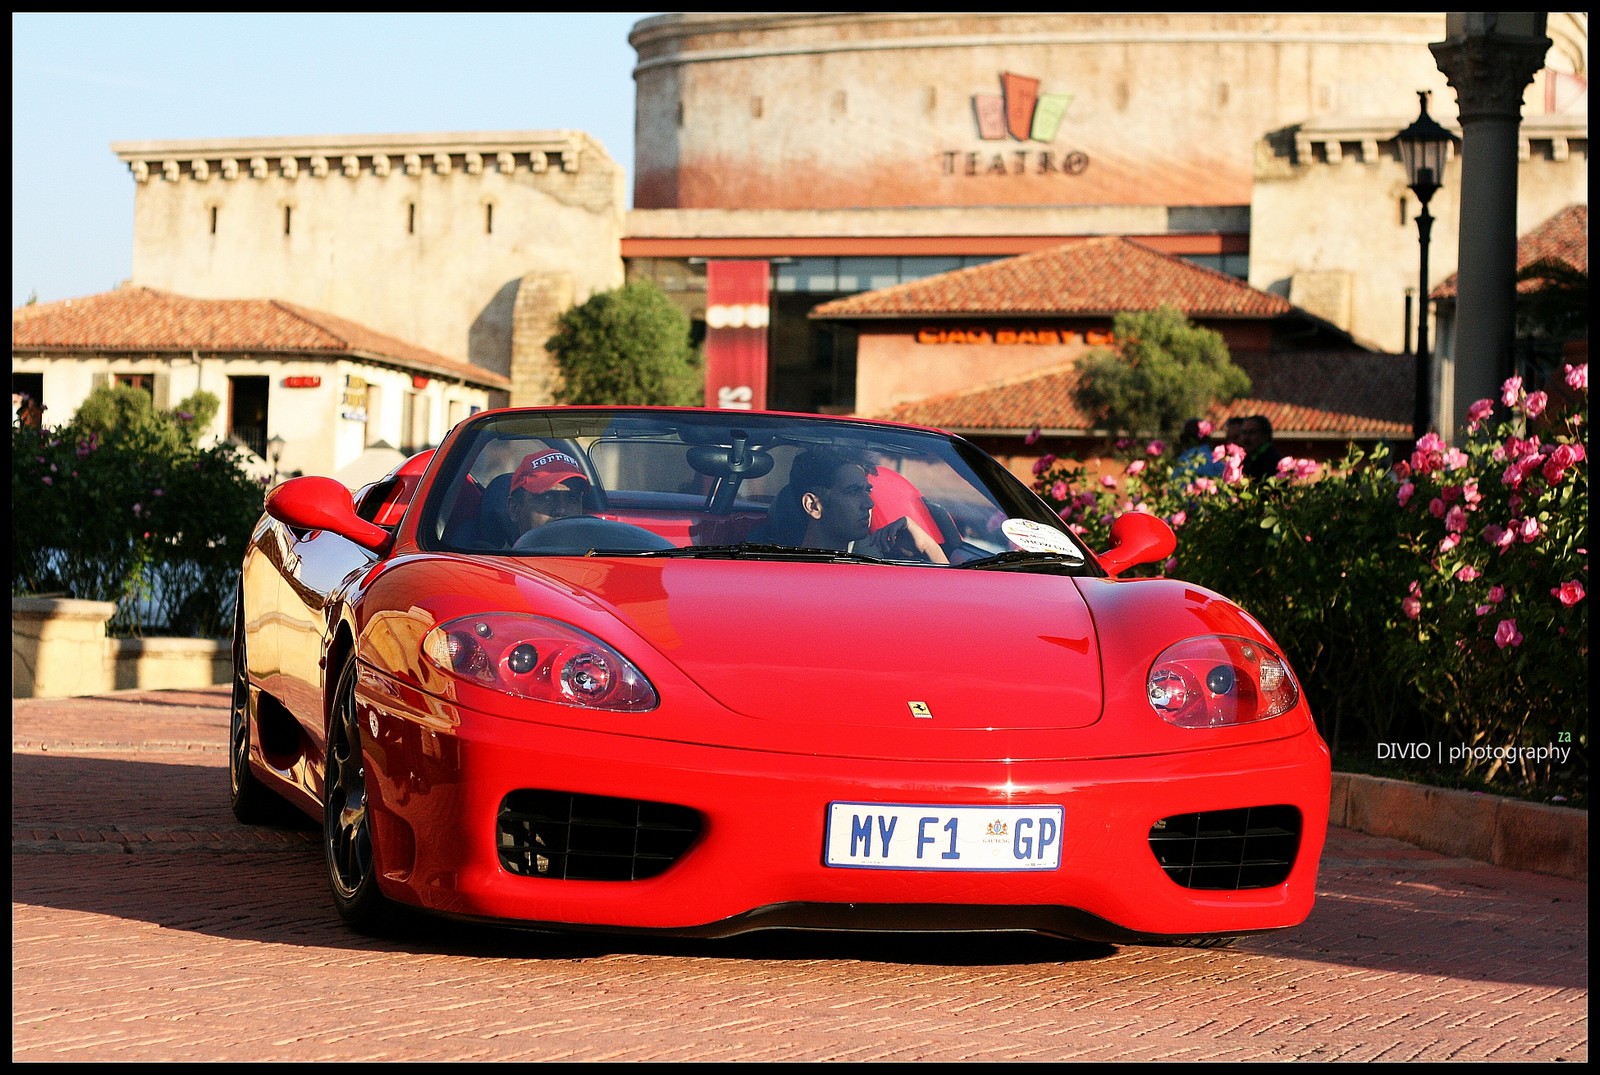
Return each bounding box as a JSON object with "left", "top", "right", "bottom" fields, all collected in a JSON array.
[{"left": 511, "top": 451, "right": 589, "bottom": 496}]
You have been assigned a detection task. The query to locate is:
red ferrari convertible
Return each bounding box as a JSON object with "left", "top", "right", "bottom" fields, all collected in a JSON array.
[{"left": 232, "top": 406, "right": 1329, "bottom": 945}]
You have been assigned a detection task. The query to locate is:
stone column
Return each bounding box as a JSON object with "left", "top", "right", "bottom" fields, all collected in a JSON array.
[
  {"left": 1429, "top": 13, "right": 1551, "bottom": 442},
  {"left": 509, "top": 271, "right": 577, "bottom": 407}
]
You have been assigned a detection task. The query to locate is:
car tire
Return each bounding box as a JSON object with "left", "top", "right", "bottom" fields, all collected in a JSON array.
[
  {"left": 323, "top": 657, "right": 401, "bottom": 935},
  {"left": 229, "top": 596, "right": 293, "bottom": 826}
]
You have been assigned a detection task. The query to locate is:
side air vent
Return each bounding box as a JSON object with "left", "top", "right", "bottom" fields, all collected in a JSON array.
[
  {"left": 497, "top": 790, "right": 702, "bottom": 881},
  {"left": 1149, "top": 805, "right": 1301, "bottom": 889}
]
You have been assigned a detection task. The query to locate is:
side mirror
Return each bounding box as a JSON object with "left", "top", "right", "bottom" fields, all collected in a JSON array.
[
  {"left": 266, "top": 475, "right": 392, "bottom": 553},
  {"left": 1096, "top": 511, "right": 1177, "bottom": 578}
]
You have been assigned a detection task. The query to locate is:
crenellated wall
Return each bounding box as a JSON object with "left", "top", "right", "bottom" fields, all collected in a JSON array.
[{"left": 113, "top": 132, "right": 627, "bottom": 404}]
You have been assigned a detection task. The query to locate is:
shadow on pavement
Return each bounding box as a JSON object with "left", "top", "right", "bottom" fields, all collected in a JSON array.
[{"left": 11, "top": 751, "right": 1586, "bottom": 987}]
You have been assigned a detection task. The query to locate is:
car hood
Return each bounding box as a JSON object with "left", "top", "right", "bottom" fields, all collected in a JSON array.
[{"left": 521, "top": 558, "right": 1105, "bottom": 731}]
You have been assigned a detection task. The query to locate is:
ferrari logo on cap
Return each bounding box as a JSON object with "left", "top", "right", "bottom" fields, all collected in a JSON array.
[{"left": 908, "top": 701, "right": 932, "bottom": 719}]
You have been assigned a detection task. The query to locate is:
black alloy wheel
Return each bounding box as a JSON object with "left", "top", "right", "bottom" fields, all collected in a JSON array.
[{"left": 324, "top": 658, "right": 399, "bottom": 934}]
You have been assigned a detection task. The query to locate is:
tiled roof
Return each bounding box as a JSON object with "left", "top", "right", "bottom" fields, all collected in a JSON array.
[
  {"left": 881, "top": 349, "right": 1411, "bottom": 441},
  {"left": 12, "top": 286, "right": 509, "bottom": 388},
  {"left": 1434, "top": 203, "right": 1587, "bottom": 299},
  {"left": 811, "top": 236, "right": 1294, "bottom": 320}
]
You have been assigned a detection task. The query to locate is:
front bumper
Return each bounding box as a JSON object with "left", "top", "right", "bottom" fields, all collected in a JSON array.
[{"left": 355, "top": 680, "right": 1331, "bottom": 943}]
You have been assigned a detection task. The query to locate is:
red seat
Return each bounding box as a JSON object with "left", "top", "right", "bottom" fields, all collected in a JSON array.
[{"left": 868, "top": 468, "right": 945, "bottom": 543}]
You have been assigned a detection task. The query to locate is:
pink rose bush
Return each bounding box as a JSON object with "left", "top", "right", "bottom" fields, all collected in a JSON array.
[
  {"left": 1029, "top": 365, "right": 1586, "bottom": 794},
  {"left": 1392, "top": 368, "right": 1587, "bottom": 786}
]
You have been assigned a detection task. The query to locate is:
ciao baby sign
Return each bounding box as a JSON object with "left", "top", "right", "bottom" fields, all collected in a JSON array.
[{"left": 917, "top": 327, "right": 1114, "bottom": 347}]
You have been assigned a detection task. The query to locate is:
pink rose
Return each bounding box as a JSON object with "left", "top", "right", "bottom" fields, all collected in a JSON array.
[
  {"left": 1429, "top": 498, "right": 1447, "bottom": 518},
  {"left": 1197, "top": 420, "right": 1214, "bottom": 438},
  {"left": 1397, "top": 481, "right": 1415, "bottom": 507},
  {"left": 1402, "top": 595, "right": 1421, "bottom": 620},
  {"left": 1518, "top": 517, "right": 1540, "bottom": 543},
  {"left": 1501, "top": 375, "right": 1523, "bottom": 407},
  {"left": 1493, "top": 619, "right": 1523, "bottom": 649},
  {"left": 1444, "top": 506, "right": 1468, "bottom": 533},
  {"left": 1523, "top": 390, "right": 1548, "bottom": 418},
  {"left": 1146, "top": 440, "right": 1165, "bottom": 457},
  {"left": 1487, "top": 585, "right": 1506, "bottom": 604},
  {"left": 1126, "top": 459, "right": 1146, "bottom": 475},
  {"left": 1467, "top": 398, "right": 1496, "bottom": 425},
  {"left": 1050, "top": 480, "right": 1069, "bottom": 501},
  {"left": 1100, "top": 475, "right": 1117, "bottom": 488},
  {"left": 1565, "top": 363, "right": 1587, "bottom": 391},
  {"left": 1455, "top": 565, "right": 1481, "bottom": 582},
  {"left": 1551, "top": 580, "right": 1585, "bottom": 607}
]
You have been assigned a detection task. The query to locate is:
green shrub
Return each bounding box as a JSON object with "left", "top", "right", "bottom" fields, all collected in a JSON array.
[
  {"left": 546, "top": 281, "right": 703, "bottom": 405},
  {"left": 1034, "top": 363, "right": 1588, "bottom": 804},
  {"left": 11, "top": 405, "right": 267, "bottom": 638}
]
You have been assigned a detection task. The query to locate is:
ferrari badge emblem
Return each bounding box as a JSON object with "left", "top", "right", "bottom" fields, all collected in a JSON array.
[{"left": 908, "top": 701, "right": 932, "bottom": 719}]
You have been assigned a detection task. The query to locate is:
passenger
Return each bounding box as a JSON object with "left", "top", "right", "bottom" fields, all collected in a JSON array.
[
  {"left": 507, "top": 450, "right": 590, "bottom": 539},
  {"left": 1238, "top": 414, "right": 1285, "bottom": 480},
  {"left": 783, "top": 446, "right": 949, "bottom": 563}
]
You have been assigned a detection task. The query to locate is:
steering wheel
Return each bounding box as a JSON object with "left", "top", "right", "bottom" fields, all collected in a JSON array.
[{"left": 512, "top": 515, "right": 675, "bottom": 554}]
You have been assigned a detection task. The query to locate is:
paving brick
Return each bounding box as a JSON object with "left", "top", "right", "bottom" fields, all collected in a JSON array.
[{"left": 10, "top": 687, "right": 1590, "bottom": 1062}]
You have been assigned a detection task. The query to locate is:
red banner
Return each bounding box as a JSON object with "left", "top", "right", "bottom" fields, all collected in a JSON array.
[{"left": 704, "top": 260, "right": 770, "bottom": 411}]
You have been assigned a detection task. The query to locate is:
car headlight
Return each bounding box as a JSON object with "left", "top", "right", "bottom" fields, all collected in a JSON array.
[
  {"left": 1147, "top": 635, "right": 1299, "bottom": 728},
  {"left": 422, "top": 613, "right": 658, "bottom": 712}
]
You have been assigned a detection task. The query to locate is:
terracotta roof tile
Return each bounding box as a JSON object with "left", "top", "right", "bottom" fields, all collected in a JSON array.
[
  {"left": 12, "top": 287, "right": 509, "bottom": 388},
  {"left": 881, "top": 350, "right": 1411, "bottom": 441},
  {"left": 811, "top": 236, "right": 1293, "bottom": 320},
  {"left": 1434, "top": 203, "right": 1587, "bottom": 299}
]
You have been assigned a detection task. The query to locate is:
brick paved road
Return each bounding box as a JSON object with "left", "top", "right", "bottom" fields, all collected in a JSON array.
[{"left": 12, "top": 688, "right": 1588, "bottom": 1062}]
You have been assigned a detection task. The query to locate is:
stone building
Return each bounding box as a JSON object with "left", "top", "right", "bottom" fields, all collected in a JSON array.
[{"left": 111, "top": 131, "right": 626, "bottom": 409}]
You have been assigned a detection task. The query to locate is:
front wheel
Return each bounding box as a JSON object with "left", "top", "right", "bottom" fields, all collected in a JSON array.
[{"left": 324, "top": 658, "right": 400, "bottom": 935}]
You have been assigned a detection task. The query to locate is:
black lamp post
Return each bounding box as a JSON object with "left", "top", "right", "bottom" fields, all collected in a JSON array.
[
  {"left": 267, "top": 434, "right": 286, "bottom": 484},
  {"left": 1393, "top": 90, "right": 1458, "bottom": 446}
]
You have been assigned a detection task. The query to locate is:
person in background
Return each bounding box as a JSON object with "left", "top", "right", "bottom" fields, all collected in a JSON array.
[
  {"left": 1172, "top": 417, "right": 1223, "bottom": 481},
  {"left": 1238, "top": 414, "right": 1284, "bottom": 480}
]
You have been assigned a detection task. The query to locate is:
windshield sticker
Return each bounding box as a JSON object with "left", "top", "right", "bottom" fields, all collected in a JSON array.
[{"left": 1002, "top": 518, "right": 1081, "bottom": 555}]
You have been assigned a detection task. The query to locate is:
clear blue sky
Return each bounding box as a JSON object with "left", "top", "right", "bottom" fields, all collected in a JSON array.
[{"left": 11, "top": 12, "right": 659, "bottom": 310}]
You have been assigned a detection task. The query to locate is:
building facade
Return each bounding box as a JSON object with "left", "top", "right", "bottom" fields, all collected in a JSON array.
[
  {"left": 23, "top": 13, "right": 1589, "bottom": 435},
  {"left": 11, "top": 288, "right": 508, "bottom": 482},
  {"left": 111, "top": 131, "right": 626, "bottom": 409}
]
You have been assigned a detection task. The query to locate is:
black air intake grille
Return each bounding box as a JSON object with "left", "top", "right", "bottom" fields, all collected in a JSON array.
[
  {"left": 1149, "top": 805, "right": 1301, "bottom": 890},
  {"left": 497, "top": 790, "right": 702, "bottom": 881}
]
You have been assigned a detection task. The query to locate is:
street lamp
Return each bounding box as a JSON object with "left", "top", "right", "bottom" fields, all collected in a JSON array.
[
  {"left": 266, "top": 434, "right": 286, "bottom": 484},
  {"left": 1393, "top": 90, "right": 1458, "bottom": 446}
]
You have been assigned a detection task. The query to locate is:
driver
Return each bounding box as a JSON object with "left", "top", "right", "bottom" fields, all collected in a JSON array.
[
  {"left": 788, "top": 446, "right": 948, "bottom": 564},
  {"left": 507, "top": 450, "right": 590, "bottom": 538}
]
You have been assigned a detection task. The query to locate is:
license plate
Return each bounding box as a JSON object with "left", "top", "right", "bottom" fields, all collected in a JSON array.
[{"left": 824, "top": 802, "right": 1064, "bottom": 871}]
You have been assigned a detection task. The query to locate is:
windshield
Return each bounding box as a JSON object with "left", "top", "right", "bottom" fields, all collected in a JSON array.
[{"left": 415, "top": 409, "right": 1095, "bottom": 571}]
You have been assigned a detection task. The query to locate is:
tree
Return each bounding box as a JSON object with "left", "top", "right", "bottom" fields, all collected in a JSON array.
[
  {"left": 1072, "top": 304, "right": 1251, "bottom": 437},
  {"left": 73, "top": 384, "right": 220, "bottom": 451},
  {"left": 546, "top": 281, "right": 703, "bottom": 406}
]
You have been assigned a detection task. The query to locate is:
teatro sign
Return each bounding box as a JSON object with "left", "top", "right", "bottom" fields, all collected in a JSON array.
[{"left": 942, "top": 71, "right": 1090, "bottom": 178}]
